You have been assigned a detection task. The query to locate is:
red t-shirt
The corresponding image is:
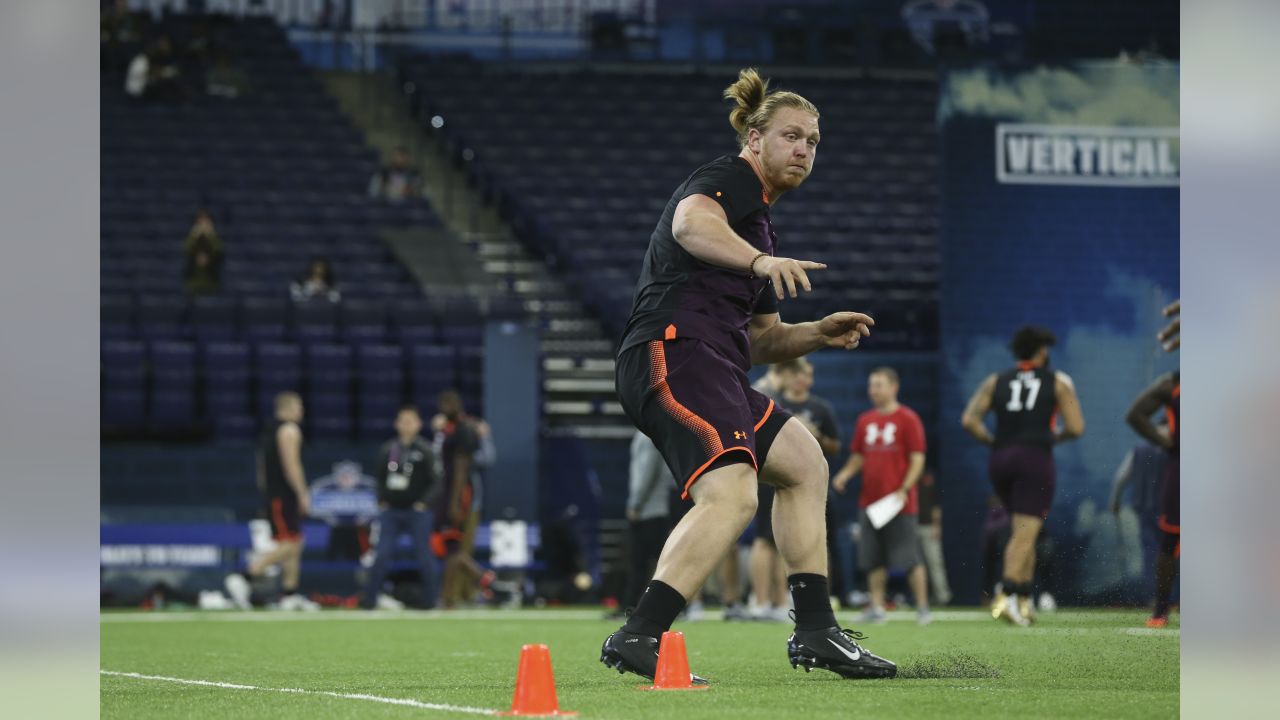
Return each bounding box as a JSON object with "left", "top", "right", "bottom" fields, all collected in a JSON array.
[{"left": 850, "top": 405, "right": 926, "bottom": 514}]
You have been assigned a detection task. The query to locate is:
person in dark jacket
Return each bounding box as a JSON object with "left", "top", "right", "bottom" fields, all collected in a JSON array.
[{"left": 362, "top": 405, "right": 439, "bottom": 609}]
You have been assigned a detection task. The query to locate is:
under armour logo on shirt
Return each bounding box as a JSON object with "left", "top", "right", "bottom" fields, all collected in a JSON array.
[
  {"left": 865, "top": 422, "right": 898, "bottom": 446},
  {"left": 733, "top": 431, "right": 747, "bottom": 440}
]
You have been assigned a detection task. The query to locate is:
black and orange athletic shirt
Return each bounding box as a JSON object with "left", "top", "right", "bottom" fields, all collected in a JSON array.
[
  {"left": 259, "top": 419, "right": 301, "bottom": 499},
  {"left": 619, "top": 155, "right": 779, "bottom": 371},
  {"left": 992, "top": 363, "right": 1058, "bottom": 450}
]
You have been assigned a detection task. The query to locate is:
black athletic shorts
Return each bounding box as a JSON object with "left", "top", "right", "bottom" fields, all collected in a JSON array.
[
  {"left": 989, "top": 444, "right": 1056, "bottom": 520},
  {"left": 616, "top": 338, "right": 791, "bottom": 500},
  {"left": 266, "top": 495, "right": 302, "bottom": 541}
]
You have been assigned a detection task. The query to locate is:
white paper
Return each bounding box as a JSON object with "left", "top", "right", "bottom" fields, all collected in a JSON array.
[{"left": 865, "top": 491, "right": 905, "bottom": 530}]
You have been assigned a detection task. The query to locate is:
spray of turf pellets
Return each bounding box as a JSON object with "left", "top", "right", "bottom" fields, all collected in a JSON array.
[{"left": 896, "top": 652, "right": 1002, "bottom": 679}]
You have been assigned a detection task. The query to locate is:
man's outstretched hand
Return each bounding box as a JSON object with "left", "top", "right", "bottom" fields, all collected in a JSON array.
[{"left": 817, "top": 311, "right": 874, "bottom": 350}]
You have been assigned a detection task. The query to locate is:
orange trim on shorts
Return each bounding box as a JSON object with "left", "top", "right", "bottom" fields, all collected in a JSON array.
[
  {"left": 648, "top": 341, "right": 724, "bottom": 458},
  {"left": 270, "top": 498, "right": 302, "bottom": 542},
  {"left": 681, "top": 446, "right": 758, "bottom": 500},
  {"left": 1158, "top": 515, "right": 1180, "bottom": 534},
  {"left": 753, "top": 398, "right": 775, "bottom": 432}
]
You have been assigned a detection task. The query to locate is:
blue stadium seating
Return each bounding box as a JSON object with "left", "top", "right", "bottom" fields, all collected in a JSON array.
[
  {"left": 100, "top": 16, "right": 496, "bottom": 440},
  {"left": 397, "top": 58, "right": 939, "bottom": 348}
]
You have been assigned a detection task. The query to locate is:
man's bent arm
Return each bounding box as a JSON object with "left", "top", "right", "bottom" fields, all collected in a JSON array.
[
  {"left": 672, "top": 195, "right": 764, "bottom": 272},
  {"left": 749, "top": 313, "right": 824, "bottom": 364}
]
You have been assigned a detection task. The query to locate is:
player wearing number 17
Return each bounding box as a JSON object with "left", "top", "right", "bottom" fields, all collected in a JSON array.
[{"left": 960, "top": 326, "right": 1085, "bottom": 626}]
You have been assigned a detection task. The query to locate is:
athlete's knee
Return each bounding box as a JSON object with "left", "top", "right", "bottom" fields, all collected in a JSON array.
[{"left": 692, "top": 469, "right": 757, "bottom": 521}]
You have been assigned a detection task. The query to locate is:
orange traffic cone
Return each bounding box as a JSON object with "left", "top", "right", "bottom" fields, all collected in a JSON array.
[
  {"left": 500, "top": 644, "right": 577, "bottom": 716},
  {"left": 644, "top": 631, "right": 710, "bottom": 691}
]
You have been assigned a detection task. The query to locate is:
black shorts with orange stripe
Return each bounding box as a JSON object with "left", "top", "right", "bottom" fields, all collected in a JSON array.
[
  {"left": 266, "top": 495, "right": 302, "bottom": 541},
  {"left": 616, "top": 337, "right": 792, "bottom": 500}
]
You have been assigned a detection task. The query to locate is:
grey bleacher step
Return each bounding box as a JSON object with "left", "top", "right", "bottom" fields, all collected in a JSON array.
[
  {"left": 543, "top": 378, "right": 617, "bottom": 393},
  {"left": 542, "top": 400, "right": 626, "bottom": 416},
  {"left": 540, "top": 338, "right": 615, "bottom": 355},
  {"left": 543, "top": 357, "right": 615, "bottom": 372}
]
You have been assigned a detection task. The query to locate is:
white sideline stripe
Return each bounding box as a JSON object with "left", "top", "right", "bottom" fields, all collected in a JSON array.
[
  {"left": 101, "top": 608, "right": 998, "bottom": 624},
  {"left": 101, "top": 670, "right": 497, "bottom": 715}
]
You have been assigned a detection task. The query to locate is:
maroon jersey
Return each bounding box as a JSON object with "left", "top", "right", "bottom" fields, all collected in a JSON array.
[{"left": 619, "top": 155, "right": 779, "bottom": 371}]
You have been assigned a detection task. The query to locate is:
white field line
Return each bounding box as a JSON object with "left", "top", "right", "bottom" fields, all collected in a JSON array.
[
  {"left": 101, "top": 670, "right": 498, "bottom": 715},
  {"left": 100, "top": 608, "right": 999, "bottom": 624}
]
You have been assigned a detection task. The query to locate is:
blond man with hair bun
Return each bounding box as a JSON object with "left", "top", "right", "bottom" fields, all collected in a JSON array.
[{"left": 602, "top": 68, "right": 896, "bottom": 682}]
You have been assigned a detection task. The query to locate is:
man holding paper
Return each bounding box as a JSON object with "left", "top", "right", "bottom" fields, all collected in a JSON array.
[{"left": 832, "top": 367, "right": 930, "bottom": 626}]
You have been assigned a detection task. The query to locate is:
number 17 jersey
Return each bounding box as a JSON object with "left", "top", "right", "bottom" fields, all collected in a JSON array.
[{"left": 992, "top": 364, "right": 1057, "bottom": 449}]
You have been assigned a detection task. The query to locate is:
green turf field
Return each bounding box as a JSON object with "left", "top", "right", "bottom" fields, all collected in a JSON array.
[{"left": 101, "top": 608, "right": 1178, "bottom": 719}]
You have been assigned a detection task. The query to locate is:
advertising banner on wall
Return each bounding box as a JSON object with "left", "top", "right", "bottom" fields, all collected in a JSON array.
[{"left": 937, "top": 62, "right": 1179, "bottom": 605}]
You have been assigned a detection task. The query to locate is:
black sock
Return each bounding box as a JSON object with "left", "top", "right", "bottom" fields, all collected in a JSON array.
[
  {"left": 1002, "top": 578, "right": 1021, "bottom": 596},
  {"left": 622, "top": 581, "right": 686, "bottom": 639},
  {"left": 788, "top": 573, "right": 837, "bottom": 630}
]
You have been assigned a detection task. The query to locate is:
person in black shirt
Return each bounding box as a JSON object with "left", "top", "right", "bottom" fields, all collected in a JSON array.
[
  {"left": 1126, "top": 370, "right": 1180, "bottom": 628},
  {"left": 961, "top": 326, "right": 1085, "bottom": 626},
  {"left": 225, "top": 392, "right": 315, "bottom": 610},
  {"left": 914, "top": 468, "right": 953, "bottom": 606},
  {"left": 433, "top": 390, "right": 487, "bottom": 608},
  {"left": 362, "top": 405, "right": 439, "bottom": 609},
  {"left": 602, "top": 68, "right": 893, "bottom": 683}
]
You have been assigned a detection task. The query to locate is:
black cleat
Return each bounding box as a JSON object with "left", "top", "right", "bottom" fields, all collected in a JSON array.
[
  {"left": 599, "top": 630, "right": 709, "bottom": 684},
  {"left": 787, "top": 626, "right": 897, "bottom": 679}
]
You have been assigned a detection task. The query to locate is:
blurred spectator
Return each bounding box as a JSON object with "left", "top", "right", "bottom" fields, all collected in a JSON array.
[
  {"left": 125, "top": 36, "right": 185, "bottom": 104},
  {"left": 183, "top": 209, "right": 223, "bottom": 295},
  {"left": 915, "top": 469, "right": 953, "bottom": 605},
  {"left": 290, "top": 257, "right": 342, "bottom": 304},
  {"left": 367, "top": 147, "right": 424, "bottom": 202},
  {"left": 224, "top": 393, "right": 317, "bottom": 611},
  {"left": 616, "top": 432, "right": 673, "bottom": 616},
  {"left": 362, "top": 405, "right": 439, "bottom": 610},
  {"left": 902, "top": 0, "right": 989, "bottom": 56},
  {"left": 206, "top": 50, "right": 252, "bottom": 99},
  {"left": 832, "top": 366, "right": 931, "bottom": 625},
  {"left": 432, "top": 391, "right": 491, "bottom": 607}
]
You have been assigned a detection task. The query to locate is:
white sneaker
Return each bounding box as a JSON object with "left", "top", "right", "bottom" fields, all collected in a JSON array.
[
  {"left": 224, "top": 574, "right": 252, "bottom": 610},
  {"left": 375, "top": 593, "right": 406, "bottom": 611},
  {"left": 1038, "top": 592, "right": 1058, "bottom": 612},
  {"left": 917, "top": 608, "right": 934, "bottom": 626},
  {"left": 681, "top": 600, "right": 705, "bottom": 622},
  {"left": 768, "top": 606, "right": 791, "bottom": 623},
  {"left": 1004, "top": 594, "right": 1031, "bottom": 627},
  {"left": 859, "top": 606, "right": 888, "bottom": 625},
  {"left": 198, "top": 590, "right": 234, "bottom": 610},
  {"left": 278, "top": 593, "right": 321, "bottom": 612}
]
